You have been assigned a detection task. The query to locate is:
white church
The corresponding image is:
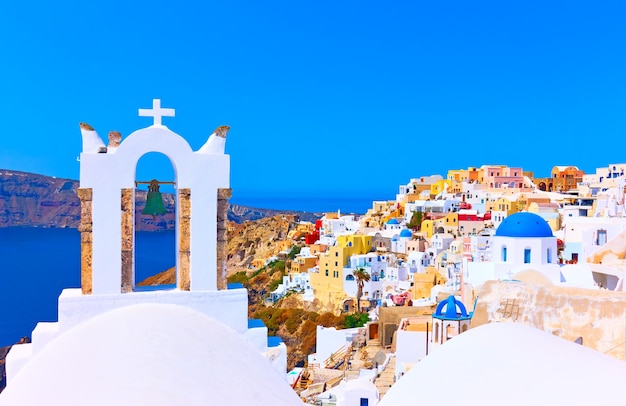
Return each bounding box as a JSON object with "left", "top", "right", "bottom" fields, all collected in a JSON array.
[
  {"left": 0, "top": 100, "right": 302, "bottom": 405},
  {"left": 464, "top": 212, "right": 562, "bottom": 286}
]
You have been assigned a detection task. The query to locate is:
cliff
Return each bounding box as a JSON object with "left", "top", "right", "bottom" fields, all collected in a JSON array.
[
  {"left": 0, "top": 169, "right": 320, "bottom": 229},
  {"left": 0, "top": 170, "right": 80, "bottom": 228}
]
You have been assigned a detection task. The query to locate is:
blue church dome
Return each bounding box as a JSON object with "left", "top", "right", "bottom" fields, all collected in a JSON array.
[
  {"left": 387, "top": 218, "right": 399, "bottom": 225},
  {"left": 495, "top": 212, "right": 553, "bottom": 238},
  {"left": 433, "top": 296, "right": 470, "bottom": 320},
  {"left": 399, "top": 229, "right": 413, "bottom": 238}
]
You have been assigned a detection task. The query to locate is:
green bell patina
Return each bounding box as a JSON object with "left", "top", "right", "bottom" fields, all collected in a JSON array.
[{"left": 142, "top": 180, "right": 167, "bottom": 216}]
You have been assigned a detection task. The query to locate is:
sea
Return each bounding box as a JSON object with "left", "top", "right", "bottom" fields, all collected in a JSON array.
[
  {"left": 0, "top": 228, "right": 177, "bottom": 347},
  {"left": 0, "top": 195, "right": 382, "bottom": 347},
  {"left": 229, "top": 195, "right": 379, "bottom": 214}
]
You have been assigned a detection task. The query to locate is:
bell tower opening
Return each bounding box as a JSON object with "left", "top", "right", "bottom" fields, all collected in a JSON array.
[{"left": 134, "top": 152, "right": 177, "bottom": 290}]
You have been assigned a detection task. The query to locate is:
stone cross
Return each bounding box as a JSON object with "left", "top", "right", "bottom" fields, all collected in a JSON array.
[
  {"left": 505, "top": 269, "right": 514, "bottom": 279},
  {"left": 139, "top": 99, "right": 175, "bottom": 127}
]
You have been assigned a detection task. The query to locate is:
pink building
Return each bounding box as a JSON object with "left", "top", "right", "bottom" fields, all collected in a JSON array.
[{"left": 482, "top": 165, "right": 524, "bottom": 189}]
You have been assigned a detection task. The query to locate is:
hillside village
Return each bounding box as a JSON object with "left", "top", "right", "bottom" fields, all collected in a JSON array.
[
  {"left": 224, "top": 163, "right": 626, "bottom": 404},
  {"left": 3, "top": 101, "right": 626, "bottom": 405}
]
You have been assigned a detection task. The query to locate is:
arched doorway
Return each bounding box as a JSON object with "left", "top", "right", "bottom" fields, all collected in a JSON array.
[{"left": 134, "top": 152, "right": 177, "bottom": 290}]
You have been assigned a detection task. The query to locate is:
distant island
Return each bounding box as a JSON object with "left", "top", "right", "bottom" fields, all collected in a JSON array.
[{"left": 0, "top": 169, "right": 322, "bottom": 229}]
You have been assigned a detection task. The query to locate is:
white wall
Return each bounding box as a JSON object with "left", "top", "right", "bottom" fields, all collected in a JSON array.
[
  {"left": 80, "top": 125, "right": 229, "bottom": 293},
  {"left": 395, "top": 328, "right": 427, "bottom": 382}
]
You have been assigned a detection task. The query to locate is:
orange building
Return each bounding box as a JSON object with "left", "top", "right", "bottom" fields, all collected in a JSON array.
[{"left": 534, "top": 166, "right": 584, "bottom": 192}]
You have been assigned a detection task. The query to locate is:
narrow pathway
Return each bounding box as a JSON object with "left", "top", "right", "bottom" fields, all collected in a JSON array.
[{"left": 374, "top": 354, "right": 396, "bottom": 399}]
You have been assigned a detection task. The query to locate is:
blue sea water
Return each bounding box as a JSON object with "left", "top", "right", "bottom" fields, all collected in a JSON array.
[
  {"left": 0, "top": 228, "right": 175, "bottom": 347},
  {"left": 229, "top": 195, "right": 381, "bottom": 214}
]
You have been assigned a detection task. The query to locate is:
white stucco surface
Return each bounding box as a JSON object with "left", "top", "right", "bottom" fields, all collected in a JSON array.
[
  {"left": 80, "top": 122, "right": 229, "bottom": 293},
  {"left": 56, "top": 287, "right": 248, "bottom": 333},
  {"left": 379, "top": 322, "right": 626, "bottom": 406},
  {"left": 0, "top": 304, "right": 301, "bottom": 406}
]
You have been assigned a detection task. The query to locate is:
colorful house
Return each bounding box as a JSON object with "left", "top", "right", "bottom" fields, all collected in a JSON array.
[{"left": 309, "top": 235, "right": 373, "bottom": 308}]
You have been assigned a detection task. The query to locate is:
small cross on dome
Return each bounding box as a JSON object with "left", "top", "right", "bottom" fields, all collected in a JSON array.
[{"left": 139, "top": 99, "right": 175, "bottom": 127}]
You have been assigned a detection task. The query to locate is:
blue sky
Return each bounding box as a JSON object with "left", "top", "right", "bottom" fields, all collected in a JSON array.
[{"left": 1, "top": 1, "right": 625, "bottom": 204}]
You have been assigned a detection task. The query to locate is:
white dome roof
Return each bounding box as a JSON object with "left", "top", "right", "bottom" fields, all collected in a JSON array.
[
  {"left": 379, "top": 322, "right": 626, "bottom": 406},
  {"left": 0, "top": 304, "right": 301, "bottom": 406}
]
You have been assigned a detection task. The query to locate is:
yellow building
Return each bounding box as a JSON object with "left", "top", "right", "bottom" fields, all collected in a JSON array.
[
  {"left": 310, "top": 235, "right": 373, "bottom": 299},
  {"left": 291, "top": 255, "right": 318, "bottom": 274},
  {"left": 447, "top": 167, "right": 480, "bottom": 183},
  {"left": 516, "top": 194, "right": 550, "bottom": 212},
  {"left": 527, "top": 202, "right": 561, "bottom": 232},
  {"left": 307, "top": 243, "right": 328, "bottom": 256},
  {"left": 422, "top": 220, "right": 435, "bottom": 239},
  {"left": 421, "top": 213, "right": 457, "bottom": 238},
  {"left": 434, "top": 213, "right": 459, "bottom": 236},
  {"left": 274, "top": 240, "right": 295, "bottom": 255},
  {"left": 411, "top": 267, "right": 447, "bottom": 300},
  {"left": 492, "top": 197, "right": 518, "bottom": 216},
  {"left": 361, "top": 201, "right": 397, "bottom": 230},
  {"left": 430, "top": 180, "right": 452, "bottom": 197}
]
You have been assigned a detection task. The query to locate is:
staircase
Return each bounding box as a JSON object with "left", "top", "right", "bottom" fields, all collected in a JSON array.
[
  {"left": 323, "top": 343, "right": 352, "bottom": 369},
  {"left": 374, "top": 355, "right": 396, "bottom": 399}
]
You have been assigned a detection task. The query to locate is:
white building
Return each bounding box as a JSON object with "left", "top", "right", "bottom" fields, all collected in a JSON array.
[
  {"left": 562, "top": 216, "right": 626, "bottom": 263},
  {"left": 321, "top": 214, "right": 361, "bottom": 236},
  {"left": 379, "top": 322, "right": 626, "bottom": 406},
  {"left": 578, "top": 163, "right": 626, "bottom": 197},
  {"left": 465, "top": 212, "right": 560, "bottom": 286},
  {"left": 344, "top": 253, "right": 391, "bottom": 302},
  {"left": 391, "top": 229, "right": 413, "bottom": 254},
  {"left": 423, "top": 199, "right": 460, "bottom": 214},
  {"left": 430, "top": 233, "right": 455, "bottom": 254},
  {"left": 396, "top": 175, "right": 443, "bottom": 201},
  {"left": 406, "top": 251, "right": 432, "bottom": 273},
  {"left": 270, "top": 271, "right": 313, "bottom": 302},
  {"left": 307, "top": 326, "right": 361, "bottom": 367}
]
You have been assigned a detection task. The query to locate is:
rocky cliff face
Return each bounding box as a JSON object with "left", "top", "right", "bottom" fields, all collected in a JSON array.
[
  {"left": 0, "top": 170, "right": 80, "bottom": 228},
  {"left": 0, "top": 169, "right": 320, "bottom": 230}
]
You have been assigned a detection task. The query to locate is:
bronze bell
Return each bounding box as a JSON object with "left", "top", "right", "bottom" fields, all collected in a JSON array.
[{"left": 142, "top": 179, "right": 167, "bottom": 216}]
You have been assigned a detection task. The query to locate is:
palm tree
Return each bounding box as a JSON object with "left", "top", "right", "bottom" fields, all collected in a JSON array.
[{"left": 353, "top": 267, "right": 371, "bottom": 313}]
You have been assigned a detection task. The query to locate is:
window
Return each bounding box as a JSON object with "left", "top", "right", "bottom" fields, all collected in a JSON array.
[
  {"left": 325, "top": 270, "right": 328, "bottom": 276},
  {"left": 524, "top": 248, "right": 531, "bottom": 263},
  {"left": 346, "top": 274, "right": 355, "bottom": 281},
  {"left": 335, "top": 252, "right": 338, "bottom": 257},
  {"left": 547, "top": 248, "right": 552, "bottom": 263},
  {"left": 335, "top": 261, "right": 338, "bottom": 266},
  {"left": 502, "top": 246, "right": 507, "bottom": 262},
  {"left": 597, "top": 229, "right": 607, "bottom": 246}
]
